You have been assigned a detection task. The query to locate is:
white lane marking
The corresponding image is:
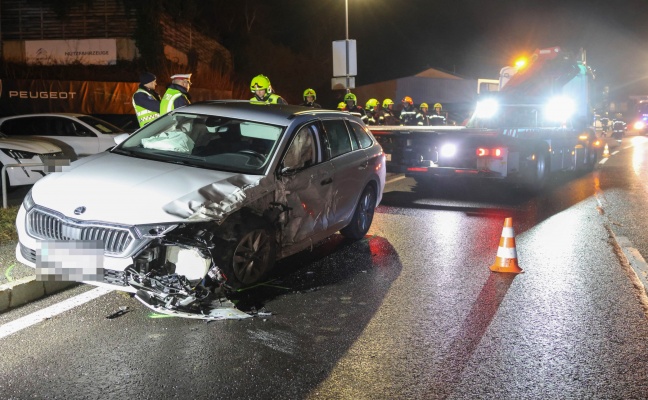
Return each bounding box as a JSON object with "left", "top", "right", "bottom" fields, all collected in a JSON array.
[
  {"left": 386, "top": 174, "right": 406, "bottom": 184},
  {"left": 0, "top": 287, "right": 112, "bottom": 340},
  {"left": 599, "top": 158, "right": 608, "bottom": 164},
  {"left": 611, "top": 150, "right": 620, "bottom": 155}
]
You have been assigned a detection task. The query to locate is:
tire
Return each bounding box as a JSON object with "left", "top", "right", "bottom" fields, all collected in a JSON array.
[
  {"left": 215, "top": 217, "right": 276, "bottom": 289},
  {"left": 340, "top": 184, "right": 377, "bottom": 240},
  {"left": 523, "top": 152, "right": 549, "bottom": 192},
  {"left": 584, "top": 145, "right": 598, "bottom": 172}
]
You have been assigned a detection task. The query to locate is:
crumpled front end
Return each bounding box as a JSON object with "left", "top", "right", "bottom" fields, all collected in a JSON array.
[{"left": 18, "top": 174, "right": 277, "bottom": 320}]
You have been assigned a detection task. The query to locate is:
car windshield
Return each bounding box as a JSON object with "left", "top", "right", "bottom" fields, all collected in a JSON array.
[
  {"left": 77, "top": 116, "right": 125, "bottom": 134},
  {"left": 113, "top": 112, "right": 284, "bottom": 174}
]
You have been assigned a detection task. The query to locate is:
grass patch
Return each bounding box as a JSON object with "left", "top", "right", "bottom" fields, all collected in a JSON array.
[{"left": 0, "top": 206, "right": 19, "bottom": 244}]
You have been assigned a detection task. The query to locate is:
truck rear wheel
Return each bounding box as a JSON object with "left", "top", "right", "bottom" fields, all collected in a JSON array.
[{"left": 524, "top": 152, "right": 549, "bottom": 192}]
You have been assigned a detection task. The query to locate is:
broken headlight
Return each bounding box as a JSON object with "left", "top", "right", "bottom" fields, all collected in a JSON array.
[{"left": 134, "top": 223, "right": 178, "bottom": 238}]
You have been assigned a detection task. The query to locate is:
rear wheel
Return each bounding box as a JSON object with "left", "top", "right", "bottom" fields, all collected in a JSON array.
[
  {"left": 523, "top": 151, "right": 549, "bottom": 192},
  {"left": 340, "top": 184, "right": 377, "bottom": 240}
]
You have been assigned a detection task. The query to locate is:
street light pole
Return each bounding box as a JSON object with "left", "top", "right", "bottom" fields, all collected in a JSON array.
[{"left": 345, "top": 0, "right": 350, "bottom": 93}]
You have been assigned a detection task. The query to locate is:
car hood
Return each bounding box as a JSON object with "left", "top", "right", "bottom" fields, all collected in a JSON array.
[
  {"left": 31, "top": 152, "right": 273, "bottom": 225},
  {"left": 0, "top": 137, "right": 61, "bottom": 154}
]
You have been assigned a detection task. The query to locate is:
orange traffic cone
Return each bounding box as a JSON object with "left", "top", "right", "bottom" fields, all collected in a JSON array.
[
  {"left": 489, "top": 217, "right": 523, "bottom": 274},
  {"left": 603, "top": 143, "right": 610, "bottom": 157}
]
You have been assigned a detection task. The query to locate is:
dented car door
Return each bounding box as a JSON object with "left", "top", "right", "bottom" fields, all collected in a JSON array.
[{"left": 276, "top": 122, "right": 335, "bottom": 246}]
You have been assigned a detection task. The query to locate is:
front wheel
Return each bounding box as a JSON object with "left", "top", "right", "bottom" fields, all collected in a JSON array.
[
  {"left": 215, "top": 217, "right": 276, "bottom": 289},
  {"left": 340, "top": 184, "right": 377, "bottom": 240}
]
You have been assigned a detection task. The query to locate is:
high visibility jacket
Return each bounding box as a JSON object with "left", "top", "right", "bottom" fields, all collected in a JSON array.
[
  {"left": 250, "top": 93, "right": 287, "bottom": 104},
  {"left": 160, "top": 85, "right": 190, "bottom": 115},
  {"left": 400, "top": 105, "right": 423, "bottom": 126},
  {"left": 379, "top": 109, "right": 399, "bottom": 125},
  {"left": 344, "top": 105, "right": 368, "bottom": 124},
  {"left": 429, "top": 112, "right": 447, "bottom": 126},
  {"left": 132, "top": 88, "right": 161, "bottom": 127}
]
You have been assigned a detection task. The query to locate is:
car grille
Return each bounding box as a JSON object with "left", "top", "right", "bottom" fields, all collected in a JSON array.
[
  {"left": 26, "top": 208, "right": 136, "bottom": 256},
  {"left": 39, "top": 152, "right": 67, "bottom": 161}
]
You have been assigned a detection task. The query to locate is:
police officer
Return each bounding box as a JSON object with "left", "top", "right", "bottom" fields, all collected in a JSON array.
[
  {"left": 250, "top": 74, "right": 287, "bottom": 104},
  {"left": 429, "top": 102, "right": 447, "bottom": 126},
  {"left": 365, "top": 98, "right": 379, "bottom": 125},
  {"left": 379, "top": 99, "right": 399, "bottom": 125},
  {"left": 301, "top": 88, "right": 321, "bottom": 108},
  {"left": 132, "top": 72, "right": 161, "bottom": 128},
  {"left": 399, "top": 96, "right": 423, "bottom": 126},
  {"left": 343, "top": 92, "right": 368, "bottom": 123},
  {"left": 160, "top": 73, "right": 192, "bottom": 115}
]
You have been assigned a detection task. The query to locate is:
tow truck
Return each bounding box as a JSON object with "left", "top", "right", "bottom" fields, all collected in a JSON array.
[{"left": 370, "top": 46, "right": 602, "bottom": 190}]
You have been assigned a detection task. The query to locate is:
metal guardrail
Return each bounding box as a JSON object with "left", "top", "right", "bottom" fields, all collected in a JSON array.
[{"left": 2, "top": 163, "right": 44, "bottom": 209}]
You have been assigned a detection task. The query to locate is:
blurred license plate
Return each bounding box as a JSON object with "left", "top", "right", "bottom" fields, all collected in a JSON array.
[{"left": 35, "top": 240, "right": 104, "bottom": 282}]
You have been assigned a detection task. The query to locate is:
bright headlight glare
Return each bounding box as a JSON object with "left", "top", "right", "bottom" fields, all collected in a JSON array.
[
  {"left": 634, "top": 121, "right": 645, "bottom": 130},
  {"left": 545, "top": 96, "right": 575, "bottom": 121},
  {"left": 440, "top": 144, "right": 457, "bottom": 157},
  {"left": 135, "top": 224, "right": 178, "bottom": 238},
  {"left": 474, "top": 99, "right": 499, "bottom": 118}
]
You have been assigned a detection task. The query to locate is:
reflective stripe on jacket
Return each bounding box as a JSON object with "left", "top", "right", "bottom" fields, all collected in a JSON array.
[
  {"left": 132, "top": 88, "right": 161, "bottom": 127},
  {"left": 160, "top": 87, "right": 190, "bottom": 114}
]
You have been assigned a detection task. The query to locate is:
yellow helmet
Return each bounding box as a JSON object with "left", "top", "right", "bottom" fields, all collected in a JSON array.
[
  {"left": 420, "top": 102, "right": 429, "bottom": 109},
  {"left": 365, "top": 98, "right": 379, "bottom": 111},
  {"left": 382, "top": 99, "right": 394, "bottom": 108},
  {"left": 250, "top": 74, "right": 271, "bottom": 92},
  {"left": 337, "top": 102, "right": 346, "bottom": 110},
  {"left": 344, "top": 92, "right": 357, "bottom": 104},
  {"left": 303, "top": 88, "right": 316, "bottom": 101},
  {"left": 434, "top": 103, "right": 442, "bottom": 109}
]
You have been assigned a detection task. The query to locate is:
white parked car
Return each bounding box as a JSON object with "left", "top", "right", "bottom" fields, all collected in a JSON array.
[
  {"left": 16, "top": 101, "right": 386, "bottom": 318},
  {"left": 0, "top": 113, "right": 126, "bottom": 157},
  {"left": 0, "top": 133, "right": 66, "bottom": 187}
]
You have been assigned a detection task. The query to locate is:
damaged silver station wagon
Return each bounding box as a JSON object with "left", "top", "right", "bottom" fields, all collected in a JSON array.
[{"left": 16, "top": 101, "right": 386, "bottom": 318}]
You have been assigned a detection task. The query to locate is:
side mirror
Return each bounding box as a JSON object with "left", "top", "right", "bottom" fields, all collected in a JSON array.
[{"left": 114, "top": 133, "right": 129, "bottom": 145}]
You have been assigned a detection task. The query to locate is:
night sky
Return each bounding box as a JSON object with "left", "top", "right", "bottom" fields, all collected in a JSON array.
[{"left": 263, "top": 0, "right": 648, "bottom": 99}]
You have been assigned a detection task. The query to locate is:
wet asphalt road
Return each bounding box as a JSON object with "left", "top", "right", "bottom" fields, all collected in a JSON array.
[{"left": 1, "top": 136, "right": 648, "bottom": 399}]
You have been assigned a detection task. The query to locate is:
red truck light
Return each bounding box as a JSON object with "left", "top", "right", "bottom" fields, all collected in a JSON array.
[
  {"left": 407, "top": 167, "right": 428, "bottom": 172},
  {"left": 476, "top": 148, "right": 502, "bottom": 157}
]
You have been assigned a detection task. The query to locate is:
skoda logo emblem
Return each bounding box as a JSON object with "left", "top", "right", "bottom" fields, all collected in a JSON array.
[{"left": 74, "top": 206, "right": 86, "bottom": 215}]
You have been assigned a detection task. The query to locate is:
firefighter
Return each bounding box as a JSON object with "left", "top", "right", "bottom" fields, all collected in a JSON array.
[
  {"left": 160, "top": 73, "right": 192, "bottom": 115},
  {"left": 399, "top": 96, "right": 423, "bottom": 126},
  {"left": 365, "top": 98, "right": 379, "bottom": 125},
  {"left": 301, "top": 88, "right": 321, "bottom": 108},
  {"left": 419, "top": 102, "right": 431, "bottom": 126},
  {"left": 250, "top": 74, "right": 287, "bottom": 104},
  {"left": 343, "top": 92, "right": 368, "bottom": 123},
  {"left": 429, "top": 102, "right": 447, "bottom": 126},
  {"left": 132, "top": 71, "right": 161, "bottom": 128},
  {"left": 379, "top": 98, "right": 399, "bottom": 125}
]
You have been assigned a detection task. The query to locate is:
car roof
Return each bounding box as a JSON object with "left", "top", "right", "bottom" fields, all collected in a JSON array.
[
  {"left": 0, "top": 113, "right": 88, "bottom": 120},
  {"left": 178, "top": 100, "right": 362, "bottom": 126}
]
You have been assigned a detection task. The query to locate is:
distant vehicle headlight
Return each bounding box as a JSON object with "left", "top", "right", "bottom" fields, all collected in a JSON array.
[
  {"left": 474, "top": 99, "right": 499, "bottom": 119},
  {"left": 440, "top": 144, "right": 457, "bottom": 158},
  {"left": 545, "top": 96, "right": 575, "bottom": 122},
  {"left": 634, "top": 121, "right": 646, "bottom": 130}
]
